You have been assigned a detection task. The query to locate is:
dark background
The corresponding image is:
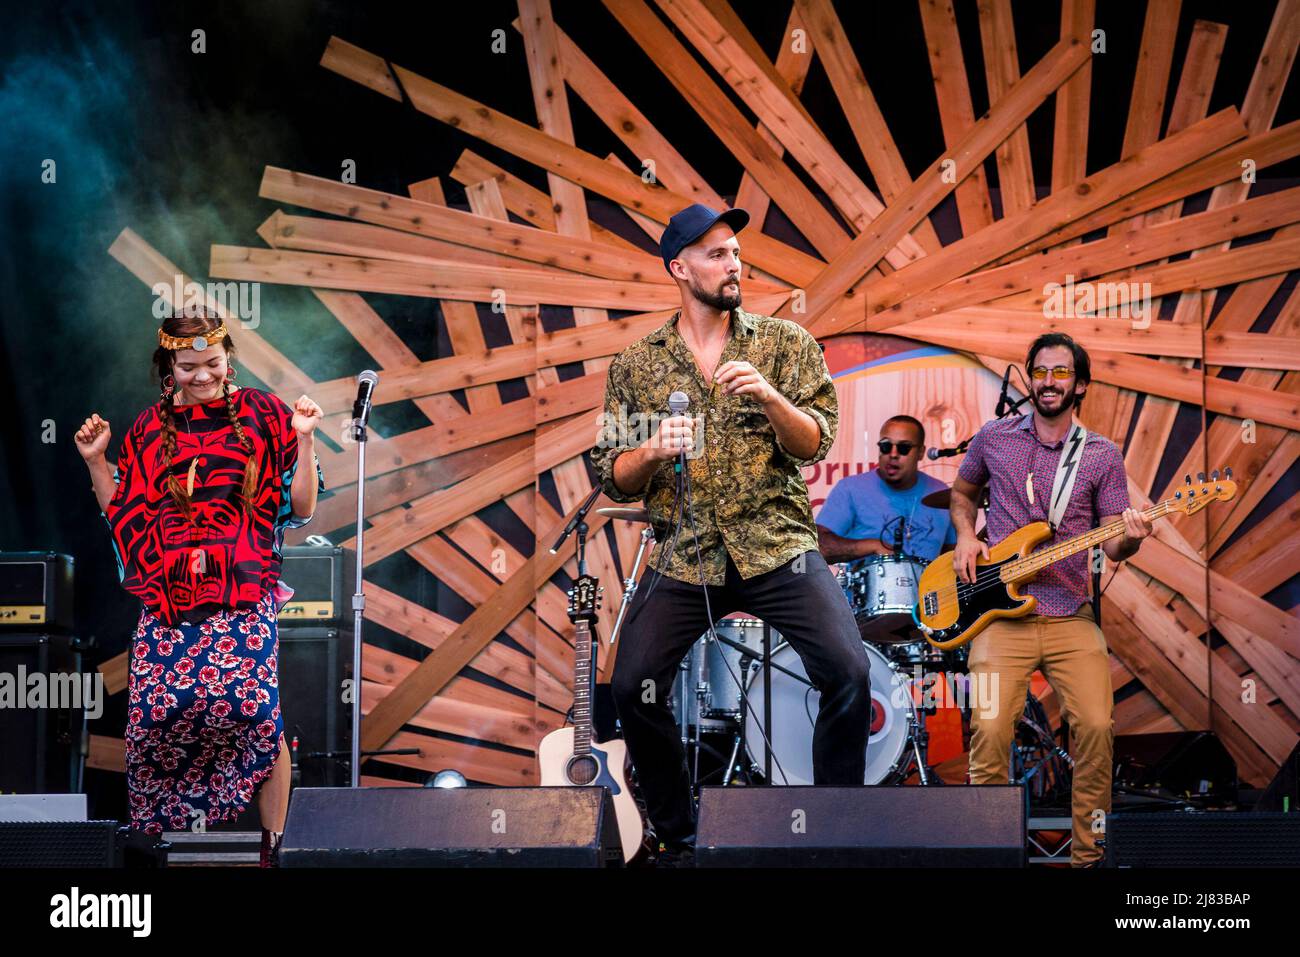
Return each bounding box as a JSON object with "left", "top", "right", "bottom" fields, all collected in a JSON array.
[{"left": 1, "top": 0, "right": 1296, "bottom": 813}]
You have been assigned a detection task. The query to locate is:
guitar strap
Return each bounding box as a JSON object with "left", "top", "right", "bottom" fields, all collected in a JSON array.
[{"left": 1046, "top": 423, "right": 1087, "bottom": 532}]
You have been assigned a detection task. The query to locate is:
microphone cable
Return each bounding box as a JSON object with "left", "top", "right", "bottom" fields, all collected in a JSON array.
[{"left": 679, "top": 433, "right": 790, "bottom": 785}]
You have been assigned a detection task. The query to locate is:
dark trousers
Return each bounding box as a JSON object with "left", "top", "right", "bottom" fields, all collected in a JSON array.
[{"left": 610, "top": 549, "right": 871, "bottom": 847}]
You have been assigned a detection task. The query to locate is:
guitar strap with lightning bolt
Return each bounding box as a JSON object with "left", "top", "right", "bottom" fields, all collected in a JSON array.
[{"left": 1046, "top": 423, "right": 1087, "bottom": 533}]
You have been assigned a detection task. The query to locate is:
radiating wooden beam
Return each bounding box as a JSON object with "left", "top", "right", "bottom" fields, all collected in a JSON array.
[
  {"left": 259, "top": 168, "right": 665, "bottom": 282},
  {"left": 1050, "top": 0, "right": 1095, "bottom": 195},
  {"left": 807, "top": 108, "right": 1247, "bottom": 337},
  {"left": 782, "top": 35, "right": 1091, "bottom": 328},
  {"left": 319, "top": 36, "right": 823, "bottom": 286},
  {"left": 977, "top": 0, "right": 1037, "bottom": 216},
  {"left": 660, "top": 0, "right": 935, "bottom": 265},
  {"left": 918, "top": 0, "right": 995, "bottom": 235},
  {"left": 733, "top": 3, "right": 814, "bottom": 234},
  {"left": 795, "top": 0, "right": 942, "bottom": 255},
  {"left": 209, "top": 245, "right": 686, "bottom": 310}
]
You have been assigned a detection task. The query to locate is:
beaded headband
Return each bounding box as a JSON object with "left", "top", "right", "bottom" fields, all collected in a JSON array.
[{"left": 158, "top": 323, "right": 229, "bottom": 352}]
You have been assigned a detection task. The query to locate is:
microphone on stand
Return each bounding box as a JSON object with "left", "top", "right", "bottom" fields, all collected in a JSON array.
[
  {"left": 995, "top": 364, "right": 1012, "bottom": 418},
  {"left": 927, "top": 439, "right": 970, "bottom": 460},
  {"left": 353, "top": 369, "right": 379, "bottom": 432}
]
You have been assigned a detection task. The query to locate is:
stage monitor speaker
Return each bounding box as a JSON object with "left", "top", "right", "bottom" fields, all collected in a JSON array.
[
  {"left": 279, "top": 786, "right": 623, "bottom": 867},
  {"left": 278, "top": 545, "right": 354, "bottom": 624},
  {"left": 696, "top": 785, "right": 1025, "bottom": 867},
  {"left": 1107, "top": 811, "right": 1300, "bottom": 867},
  {"left": 0, "top": 551, "right": 74, "bottom": 631},
  {"left": 0, "top": 632, "right": 85, "bottom": 793},
  {"left": 1112, "top": 731, "right": 1238, "bottom": 803},
  {"left": 0, "top": 821, "right": 121, "bottom": 867}
]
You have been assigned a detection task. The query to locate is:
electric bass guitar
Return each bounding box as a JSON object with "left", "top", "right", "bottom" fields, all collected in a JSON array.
[
  {"left": 537, "top": 572, "right": 643, "bottom": 862},
  {"left": 916, "top": 469, "right": 1238, "bottom": 650}
]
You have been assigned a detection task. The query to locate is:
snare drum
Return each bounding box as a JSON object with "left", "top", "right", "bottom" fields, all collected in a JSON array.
[{"left": 841, "top": 554, "right": 929, "bottom": 644}]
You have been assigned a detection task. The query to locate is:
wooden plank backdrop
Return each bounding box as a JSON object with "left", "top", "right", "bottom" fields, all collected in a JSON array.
[{"left": 96, "top": 1, "right": 1297, "bottom": 789}]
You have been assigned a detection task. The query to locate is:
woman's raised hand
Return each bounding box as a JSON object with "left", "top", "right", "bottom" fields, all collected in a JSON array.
[{"left": 75, "top": 413, "right": 112, "bottom": 461}]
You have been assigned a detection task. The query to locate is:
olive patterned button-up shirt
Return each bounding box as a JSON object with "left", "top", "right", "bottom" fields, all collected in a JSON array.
[{"left": 591, "top": 307, "right": 837, "bottom": 585}]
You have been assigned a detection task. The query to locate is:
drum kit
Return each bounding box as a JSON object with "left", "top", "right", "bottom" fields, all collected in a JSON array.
[{"left": 599, "top": 495, "right": 971, "bottom": 790}]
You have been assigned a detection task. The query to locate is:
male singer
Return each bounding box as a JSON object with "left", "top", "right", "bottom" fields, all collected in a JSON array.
[{"left": 592, "top": 204, "right": 871, "bottom": 866}]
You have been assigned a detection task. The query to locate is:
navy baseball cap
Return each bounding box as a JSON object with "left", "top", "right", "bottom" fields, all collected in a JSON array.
[{"left": 660, "top": 203, "right": 751, "bottom": 274}]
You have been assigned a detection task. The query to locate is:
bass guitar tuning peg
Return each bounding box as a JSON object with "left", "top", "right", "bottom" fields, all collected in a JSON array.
[{"left": 1225, "top": 467, "right": 1233, "bottom": 480}]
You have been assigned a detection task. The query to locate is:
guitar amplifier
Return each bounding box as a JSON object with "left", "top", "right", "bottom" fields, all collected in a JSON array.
[
  {"left": 0, "top": 552, "right": 74, "bottom": 631},
  {"left": 278, "top": 545, "right": 355, "bottom": 624},
  {"left": 0, "top": 633, "right": 86, "bottom": 793}
]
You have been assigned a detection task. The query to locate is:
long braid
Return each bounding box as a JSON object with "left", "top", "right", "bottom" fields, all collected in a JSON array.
[
  {"left": 158, "top": 385, "right": 196, "bottom": 523},
  {"left": 223, "top": 381, "right": 260, "bottom": 515}
]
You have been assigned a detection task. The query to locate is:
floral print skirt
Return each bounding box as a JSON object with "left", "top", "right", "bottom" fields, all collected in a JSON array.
[{"left": 126, "top": 590, "right": 282, "bottom": 834}]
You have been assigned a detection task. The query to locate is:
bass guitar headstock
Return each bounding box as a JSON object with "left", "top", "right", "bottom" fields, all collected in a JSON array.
[{"left": 1167, "top": 467, "right": 1238, "bottom": 518}]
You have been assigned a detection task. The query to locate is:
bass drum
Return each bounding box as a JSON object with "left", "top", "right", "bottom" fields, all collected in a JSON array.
[{"left": 743, "top": 640, "right": 911, "bottom": 785}]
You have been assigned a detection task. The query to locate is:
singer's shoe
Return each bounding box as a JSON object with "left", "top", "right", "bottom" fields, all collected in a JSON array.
[
  {"left": 653, "top": 841, "right": 695, "bottom": 868},
  {"left": 259, "top": 828, "right": 282, "bottom": 868}
]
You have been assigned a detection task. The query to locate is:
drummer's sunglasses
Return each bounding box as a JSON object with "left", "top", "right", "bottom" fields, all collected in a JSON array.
[{"left": 877, "top": 440, "right": 916, "bottom": 455}]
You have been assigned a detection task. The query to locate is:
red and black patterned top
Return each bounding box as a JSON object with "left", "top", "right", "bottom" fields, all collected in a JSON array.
[{"left": 101, "top": 386, "right": 326, "bottom": 626}]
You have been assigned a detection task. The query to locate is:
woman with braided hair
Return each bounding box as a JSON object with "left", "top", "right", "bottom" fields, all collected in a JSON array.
[{"left": 75, "top": 308, "right": 325, "bottom": 865}]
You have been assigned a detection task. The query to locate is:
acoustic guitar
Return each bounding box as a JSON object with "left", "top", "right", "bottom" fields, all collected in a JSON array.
[
  {"left": 537, "top": 572, "right": 643, "bottom": 862},
  {"left": 916, "top": 469, "right": 1238, "bottom": 650}
]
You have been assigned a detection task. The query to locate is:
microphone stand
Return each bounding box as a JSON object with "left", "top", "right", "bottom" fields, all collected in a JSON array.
[
  {"left": 996, "top": 363, "right": 1030, "bottom": 420},
  {"left": 349, "top": 401, "right": 371, "bottom": 787}
]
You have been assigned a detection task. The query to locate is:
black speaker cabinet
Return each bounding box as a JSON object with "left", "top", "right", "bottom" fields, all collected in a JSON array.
[
  {"left": 0, "top": 633, "right": 85, "bottom": 793},
  {"left": 279, "top": 786, "right": 623, "bottom": 867},
  {"left": 1107, "top": 811, "right": 1300, "bottom": 867},
  {"left": 696, "top": 785, "right": 1026, "bottom": 867},
  {"left": 277, "top": 625, "right": 351, "bottom": 789},
  {"left": 0, "top": 551, "right": 74, "bottom": 631},
  {"left": 278, "top": 545, "right": 355, "bottom": 625}
]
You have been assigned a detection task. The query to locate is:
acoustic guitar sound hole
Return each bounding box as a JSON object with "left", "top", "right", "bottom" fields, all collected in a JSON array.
[{"left": 566, "top": 754, "right": 599, "bottom": 786}]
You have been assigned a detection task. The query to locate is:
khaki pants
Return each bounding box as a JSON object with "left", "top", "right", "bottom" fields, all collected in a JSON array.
[{"left": 967, "top": 607, "right": 1113, "bottom": 866}]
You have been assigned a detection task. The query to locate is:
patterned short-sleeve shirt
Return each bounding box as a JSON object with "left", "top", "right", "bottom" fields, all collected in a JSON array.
[
  {"left": 590, "top": 307, "right": 836, "bottom": 585},
  {"left": 957, "top": 414, "right": 1131, "bottom": 617}
]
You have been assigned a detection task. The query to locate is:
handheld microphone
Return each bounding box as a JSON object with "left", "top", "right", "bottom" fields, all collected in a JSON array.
[
  {"left": 668, "top": 390, "right": 690, "bottom": 473},
  {"left": 353, "top": 370, "right": 379, "bottom": 430}
]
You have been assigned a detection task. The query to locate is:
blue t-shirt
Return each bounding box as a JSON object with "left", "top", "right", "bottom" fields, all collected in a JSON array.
[{"left": 816, "top": 470, "right": 957, "bottom": 561}]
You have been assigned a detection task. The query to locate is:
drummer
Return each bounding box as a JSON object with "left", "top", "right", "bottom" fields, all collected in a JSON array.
[{"left": 816, "top": 415, "right": 956, "bottom": 563}]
